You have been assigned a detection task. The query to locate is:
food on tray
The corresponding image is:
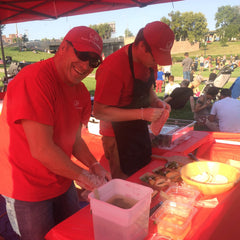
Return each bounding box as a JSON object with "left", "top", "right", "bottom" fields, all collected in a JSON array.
[
  {"left": 152, "top": 201, "right": 196, "bottom": 240},
  {"left": 140, "top": 173, "right": 170, "bottom": 190},
  {"left": 150, "top": 109, "right": 170, "bottom": 136},
  {"left": 153, "top": 161, "right": 183, "bottom": 183},
  {"left": 150, "top": 119, "right": 195, "bottom": 149},
  {"left": 190, "top": 172, "right": 228, "bottom": 184},
  {"left": 157, "top": 212, "right": 191, "bottom": 240},
  {"left": 166, "top": 171, "right": 181, "bottom": 182}
]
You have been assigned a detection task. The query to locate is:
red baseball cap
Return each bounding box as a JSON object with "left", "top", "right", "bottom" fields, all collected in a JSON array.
[
  {"left": 63, "top": 26, "right": 103, "bottom": 58},
  {"left": 143, "top": 21, "right": 174, "bottom": 66}
]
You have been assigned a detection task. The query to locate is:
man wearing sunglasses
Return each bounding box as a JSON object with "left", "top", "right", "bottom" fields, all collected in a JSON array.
[
  {"left": 94, "top": 21, "right": 174, "bottom": 179},
  {"left": 0, "top": 26, "right": 111, "bottom": 240}
]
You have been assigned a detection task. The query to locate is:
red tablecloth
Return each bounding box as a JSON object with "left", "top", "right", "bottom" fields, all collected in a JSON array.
[
  {"left": 45, "top": 157, "right": 240, "bottom": 240},
  {"left": 45, "top": 130, "right": 240, "bottom": 240},
  {"left": 196, "top": 132, "right": 240, "bottom": 163}
]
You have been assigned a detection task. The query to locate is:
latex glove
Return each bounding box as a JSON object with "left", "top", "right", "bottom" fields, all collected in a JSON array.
[
  {"left": 156, "top": 99, "right": 171, "bottom": 112},
  {"left": 76, "top": 169, "right": 107, "bottom": 191},
  {"left": 142, "top": 108, "right": 164, "bottom": 122},
  {"left": 90, "top": 162, "right": 112, "bottom": 181},
  {"left": 150, "top": 108, "right": 170, "bottom": 136}
]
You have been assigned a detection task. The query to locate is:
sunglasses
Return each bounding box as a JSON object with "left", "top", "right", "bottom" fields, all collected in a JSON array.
[{"left": 66, "top": 40, "right": 101, "bottom": 68}]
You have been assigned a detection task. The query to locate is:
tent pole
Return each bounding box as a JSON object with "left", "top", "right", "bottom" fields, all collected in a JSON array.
[{"left": 0, "top": 23, "right": 8, "bottom": 85}]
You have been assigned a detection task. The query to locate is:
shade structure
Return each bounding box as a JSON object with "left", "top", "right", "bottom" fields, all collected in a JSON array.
[{"left": 0, "top": 0, "right": 182, "bottom": 24}]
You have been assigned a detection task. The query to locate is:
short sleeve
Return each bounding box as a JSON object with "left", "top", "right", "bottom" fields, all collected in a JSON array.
[{"left": 7, "top": 63, "right": 55, "bottom": 126}]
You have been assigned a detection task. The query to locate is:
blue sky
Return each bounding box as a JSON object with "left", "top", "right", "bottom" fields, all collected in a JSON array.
[{"left": 2, "top": 0, "right": 240, "bottom": 40}]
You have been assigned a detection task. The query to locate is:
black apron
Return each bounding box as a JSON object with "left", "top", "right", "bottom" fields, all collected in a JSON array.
[{"left": 111, "top": 44, "right": 155, "bottom": 176}]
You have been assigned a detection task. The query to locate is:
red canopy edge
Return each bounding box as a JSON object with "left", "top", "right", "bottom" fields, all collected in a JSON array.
[{"left": 0, "top": 0, "right": 182, "bottom": 24}]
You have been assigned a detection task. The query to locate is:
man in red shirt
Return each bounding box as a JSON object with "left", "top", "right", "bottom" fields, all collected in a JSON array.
[
  {"left": 94, "top": 21, "right": 174, "bottom": 179},
  {"left": 0, "top": 26, "right": 111, "bottom": 240}
]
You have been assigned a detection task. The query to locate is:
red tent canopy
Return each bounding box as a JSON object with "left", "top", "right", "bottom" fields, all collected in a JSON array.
[{"left": 0, "top": 0, "right": 182, "bottom": 24}]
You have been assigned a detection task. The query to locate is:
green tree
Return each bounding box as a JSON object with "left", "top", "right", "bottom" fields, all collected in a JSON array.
[
  {"left": 181, "top": 12, "right": 208, "bottom": 42},
  {"left": 162, "top": 11, "right": 207, "bottom": 42},
  {"left": 22, "top": 33, "right": 29, "bottom": 43},
  {"left": 160, "top": 16, "right": 171, "bottom": 27},
  {"left": 90, "top": 23, "right": 113, "bottom": 39},
  {"left": 124, "top": 28, "right": 134, "bottom": 37},
  {"left": 215, "top": 5, "right": 240, "bottom": 40}
]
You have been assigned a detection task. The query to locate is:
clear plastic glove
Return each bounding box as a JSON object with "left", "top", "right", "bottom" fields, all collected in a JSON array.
[
  {"left": 142, "top": 108, "right": 164, "bottom": 122},
  {"left": 90, "top": 162, "right": 112, "bottom": 181},
  {"left": 76, "top": 169, "right": 107, "bottom": 191},
  {"left": 156, "top": 99, "right": 171, "bottom": 111}
]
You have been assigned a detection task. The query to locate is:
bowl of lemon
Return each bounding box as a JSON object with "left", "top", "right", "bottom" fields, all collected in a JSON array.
[{"left": 180, "top": 161, "right": 240, "bottom": 196}]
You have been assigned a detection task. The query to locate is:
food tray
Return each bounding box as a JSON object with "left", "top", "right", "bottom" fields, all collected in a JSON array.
[
  {"left": 139, "top": 172, "right": 170, "bottom": 191},
  {"left": 151, "top": 200, "right": 198, "bottom": 240},
  {"left": 152, "top": 161, "right": 183, "bottom": 184},
  {"left": 164, "top": 185, "right": 201, "bottom": 205},
  {"left": 150, "top": 118, "right": 196, "bottom": 149}
]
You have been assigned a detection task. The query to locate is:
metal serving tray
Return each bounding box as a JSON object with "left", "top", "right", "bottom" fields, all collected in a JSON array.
[{"left": 150, "top": 118, "right": 196, "bottom": 149}]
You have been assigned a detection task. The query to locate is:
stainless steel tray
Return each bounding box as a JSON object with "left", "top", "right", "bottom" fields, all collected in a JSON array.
[{"left": 150, "top": 118, "right": 196, "bottom": 149}]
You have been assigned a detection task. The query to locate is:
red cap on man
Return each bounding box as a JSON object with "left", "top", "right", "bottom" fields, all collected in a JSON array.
[
  {"left": 143, "top": 21, "right": 174, "bottom": 66},
  {"left": 63, "top": 26, "right": 103, "bottom": 59}
]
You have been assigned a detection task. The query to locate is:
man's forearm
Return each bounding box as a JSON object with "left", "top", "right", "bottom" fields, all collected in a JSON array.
[
  {"left": 164, "top": 96, "right": 172, "bottom": 103},
  {"left": 93, "top": 102, "right": 143, "bottom": 122},
  {"left": 72, "top": 137, "right": 98, "bottom": 168}
]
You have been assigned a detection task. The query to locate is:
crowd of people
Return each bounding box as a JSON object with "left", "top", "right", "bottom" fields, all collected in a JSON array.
[
  {"left": 192, "top": 53, "right": 239, "bottom": 73},
  {"left": 153, "top": 49, "right": 240, "bottom": 133}
]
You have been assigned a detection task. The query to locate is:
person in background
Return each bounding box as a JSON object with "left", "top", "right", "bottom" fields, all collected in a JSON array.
[
  {"left": 206, "top": 55, "right": 213, "bottom": 71},
  {"left": 0, "top": 26, "right": 111, "bottom": 240},
  {"left": 194, "top": 86, "right": 219, "bottom": 131},
  {"left": 156, "top": 65, "right": 164, "bottom": 93},
  {"left": 164, "top": 75, "right": 180, "bottom": 98},
  {"left": 164, "top": 80, "right": 195, "bottom": 112},
  {"left": 163, "top": 65, "right": 171, "bottom": 82},
  {"left": 189, "top": 74, "right": 203, "bottom": 98},
  {"left": 194, "top": 55, "right": 199, "bottom": 71},
  {"left": 209, "top": 88, "right": 240, "bottom": 132},
  {"left": 182, "top": 52, "right": 193, "bottom": 81},
  {"left": 230, "top": 76, "right": 240, "bottom": 99},
  {"left": 199, "top": 54, "right": 204, "bottom": 72},
  {"left": 93, "top": 21, "right": 174, "bottom": 178},
  {"left": 216, "top": 56, "right": 221, "bottom": 69},
  {"left": 190, "top": 69, "right": 195, "bottom": 82}
]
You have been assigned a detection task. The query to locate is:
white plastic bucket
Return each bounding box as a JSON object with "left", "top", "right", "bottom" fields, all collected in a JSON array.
[{"left": 89, "top": 179, "right": 153, "bottom": 240}]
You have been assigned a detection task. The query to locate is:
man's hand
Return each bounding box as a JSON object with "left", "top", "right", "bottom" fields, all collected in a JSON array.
[
  {"left": 90, "top": 162, "right": 112, "bottom": 181},
  {"left": 156, "top": 99, "right": 171, "bottom": 111},
  {"left": 142, "top": 108, "right": 164, "bottom": 122},
  {"left": 76, "top": 169, "right": 107, "bottom": 191}
]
